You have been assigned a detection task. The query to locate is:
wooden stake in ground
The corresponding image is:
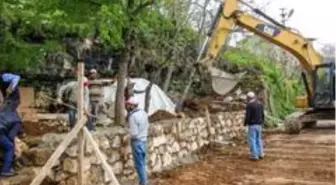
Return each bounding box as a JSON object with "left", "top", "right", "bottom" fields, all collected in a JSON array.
[{"left": 77, "top": 62, "right": 85, "bottom": 185}]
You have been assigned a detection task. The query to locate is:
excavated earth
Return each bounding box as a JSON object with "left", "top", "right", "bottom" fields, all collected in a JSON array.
[{"left": 151, "top": 124, "right": 335, "bottom": 185}]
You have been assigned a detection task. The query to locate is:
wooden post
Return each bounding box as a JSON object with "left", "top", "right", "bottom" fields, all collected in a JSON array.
[
  {"left": 77, "top": 62, "right": 85, "bottom": 185},
  {"left": 205, "top": 107, "right": 212, "bottom": 138}
]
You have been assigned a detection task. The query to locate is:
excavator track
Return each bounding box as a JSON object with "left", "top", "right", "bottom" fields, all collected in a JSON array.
[{"left": 285, "top": 109, "right": 335, "bottom": 134}]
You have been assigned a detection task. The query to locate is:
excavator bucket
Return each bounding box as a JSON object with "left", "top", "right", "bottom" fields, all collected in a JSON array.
[{"left": 209, "top": 67, "right": 246, "bottom": 95}]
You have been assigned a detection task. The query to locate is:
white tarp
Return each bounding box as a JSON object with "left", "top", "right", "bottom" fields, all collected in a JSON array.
[{"left": 101, "top": 78, "right": 176, "bottom": 116}]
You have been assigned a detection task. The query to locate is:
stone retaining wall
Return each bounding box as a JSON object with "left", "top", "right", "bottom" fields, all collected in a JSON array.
[{"left": 3, "top": 111, "right": 245, "bottom": 185}]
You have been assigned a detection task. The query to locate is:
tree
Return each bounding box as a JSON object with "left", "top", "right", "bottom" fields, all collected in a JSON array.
[{"left": 114, "top": 0, "right": 155, "bottom": 126}]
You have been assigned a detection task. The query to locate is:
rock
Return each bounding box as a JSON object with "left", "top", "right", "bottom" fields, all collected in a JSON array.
[
  {"left": 111, "top": 136, "right": 121, "bottom": 148},
  {"left": 227, "top": 119, "right": 232, "bottom": 127},
  {"left": 63, "top": 158, "right": 78, "bottom": 173},
  {"left": 152, "top": 155, "right": 162, "bottom": 172},
  {"left": 112, "top": 161, "right": 123, "bottom": 174},
  {"left": 123, "top": 169, "right": 133, "bottom": 175},
  {"left": 191, "top": 142, "right": 198, "bottom": 151},
  {"left": 88, "top": 166, "right": 104, "bottom": 184},
  {"left": 171, "top": 142, "right": 180, "bottom": 153},
  {"left": 55, "top": 171, "right": 68, "bottom": 181},
  {"left": 149, "top": 153, "right": 157, "bottom": 166},
  {"left": 63, "top": 157, "right": 90, "bottom": 174},
  {"left": 223, "top": 96, "right": 234, "bottom": 103},
  {"left": 66, "top": 146, "right": 77, "bottom": 157},
  {"left": 178, "top": 149, "right": 188, "bottom": 158},
  {"left": 180, "top": 142, "right": 187, "bottom": 148},
  {"left": 41, "top": 133, "right": 66, "bottom": 148},
  {"left": 166, "top": 145, "right": 172, "bottom": 153},
  {"left": 108, "top": 150, "right": 121, "bottom": 164},
  {"left": 239, "top": 94, "right": 247, "bottom": 101},
  {"left": 167, "top": 135, "right": 175, "bottom": 145},
  {"left": 162, "top": 152, "right": 172, "bottom": 167},
  {"left": 152, "top": 136, "right": 166, "bottom": 147},
  {"left": 159, "top": 145, "right": 165, "bottom": 154},
  {"left": 15, "top": 138, "right": 29, "bottom": 158},
  {"left": 209, "top": 127, "right": 215, "bottom": 135},
  {"left": 125, "top": 159, "right": 133, "bottom": 168},
  {"left": 90, "top": 153, "right": 107, "bottom": 165},
  {"left": 27, "top": 148, "right": 53, "bottom": 166},
  {"left": 66, "top": 176, "right": 78, "bottom": 185},
  {"left": 99, "top": 136, "right": 110, "bottom": 151}
]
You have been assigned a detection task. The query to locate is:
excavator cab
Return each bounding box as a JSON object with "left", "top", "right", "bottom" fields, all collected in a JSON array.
[{"left": 312, "top": 62, "right": 335, "bottom": 109}]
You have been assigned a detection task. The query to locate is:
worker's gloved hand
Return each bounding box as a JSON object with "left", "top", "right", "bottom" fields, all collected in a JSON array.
[
  {"left": 6, "top": 88, "right": 12, "bottom": 96},
  {"left": 56, "top": 98, "right": 63, "bottom": 104}
]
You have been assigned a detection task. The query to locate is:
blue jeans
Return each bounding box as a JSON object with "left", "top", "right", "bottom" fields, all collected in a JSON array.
[
  {"left": 68, "top": 107, "right": 94, "bottom": 131},
  {"left": 0, "top": 135, "right": 14, "bottom": 172},
  {"left": 131, "top": 139, "right": 147, "bottom": 185},
  {"left": 247, "top": 125, "right": 264, "bottom": 159}
]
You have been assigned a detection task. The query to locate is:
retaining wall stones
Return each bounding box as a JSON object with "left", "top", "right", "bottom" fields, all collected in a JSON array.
[{"left": 2, "top": 111, "right": 245, "bottom": 185}]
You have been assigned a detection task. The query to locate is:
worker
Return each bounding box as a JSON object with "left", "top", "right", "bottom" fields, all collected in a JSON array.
[
  {"left": 0, "top": 110, "right": 22, "bottom": 177},
  {"left": 125, "top": 97, "right": 149, "bottom": 185},
  {"left": 0, "top": 72, "right": 21, "bottom": 111},
  {"left": 87, "top": 68, "right": 100, "bottom": 123},
  {"left": 244, "top": 91, "right": 265, "bottom": 161},
  {"left": 0, "top": 72, "right": 23, "bottom": 165},
  {"left": 56, "top": 76, "right": 94, "bottom": 130}
]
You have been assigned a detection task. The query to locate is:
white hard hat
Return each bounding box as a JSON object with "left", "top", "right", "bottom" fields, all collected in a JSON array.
[
  {"left": 89, "top": 69, "right": 97, "bottom": 74},
  {"left": 247, "top": 91, "right": 256, "bottom": 98}
]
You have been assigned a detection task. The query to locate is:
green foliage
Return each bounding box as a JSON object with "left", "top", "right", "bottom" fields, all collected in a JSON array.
[{"left": 223, "top": 48, "right": 305, "bottom": 127}]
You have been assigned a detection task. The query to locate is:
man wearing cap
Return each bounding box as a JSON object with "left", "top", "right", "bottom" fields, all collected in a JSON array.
[
  {"left": 244, "top": 91, "right": 265, "bottom": 160},
  {"left": 125, "top": 97, "right": 149, "bottom": 185}
]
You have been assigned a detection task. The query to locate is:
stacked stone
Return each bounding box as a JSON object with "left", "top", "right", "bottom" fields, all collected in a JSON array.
[{"left": 1, "top": 111, "right": 245, "bottom": 185}]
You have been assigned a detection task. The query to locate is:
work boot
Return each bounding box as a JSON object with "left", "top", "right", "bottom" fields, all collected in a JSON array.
[
  {"left": 1, "top": 169, "right": 18, "bottom": 177},
  {"left": 249, "top": 156, "right": 259, "bottom": 161},
  {"left": 259, "top": 154, "right": 265, "bottom": 159}
]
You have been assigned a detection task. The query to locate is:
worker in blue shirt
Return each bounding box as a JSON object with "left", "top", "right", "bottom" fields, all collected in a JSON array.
[
  {"left": 0, "top": 72, "right": 22, "bottom": 177},
  {"left": 0, "top": 72, "right": 21, "bottom": 111}
]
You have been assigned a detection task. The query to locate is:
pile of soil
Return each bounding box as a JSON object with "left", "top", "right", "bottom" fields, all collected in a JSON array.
[
  {"left": 149, "top": 110, "right": 178, "bottom": 123},
  {"left": 181, "top": 96, "right": 246, "bottom": 118}
]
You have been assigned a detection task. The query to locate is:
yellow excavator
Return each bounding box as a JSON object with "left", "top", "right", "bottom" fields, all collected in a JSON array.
[{"left": 200, "top": 0, "right": 335, "bottom": 133}]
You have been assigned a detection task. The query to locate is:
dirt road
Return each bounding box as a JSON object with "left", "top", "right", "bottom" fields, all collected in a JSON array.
[{"left": 152, "top": 126, "right": 335, "bottom": 185}]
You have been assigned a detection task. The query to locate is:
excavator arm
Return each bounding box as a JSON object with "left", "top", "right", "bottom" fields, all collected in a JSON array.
[{"left": 204, "top": 0, "right": 325, "bottom": 107}]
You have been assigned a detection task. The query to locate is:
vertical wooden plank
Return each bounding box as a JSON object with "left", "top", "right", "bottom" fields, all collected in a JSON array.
[
  {"left": 205, "top": 107, "right": 212, "bottom": 137},
  {"left": 77, "top": 62, "right": 85, "bottom": 185}
]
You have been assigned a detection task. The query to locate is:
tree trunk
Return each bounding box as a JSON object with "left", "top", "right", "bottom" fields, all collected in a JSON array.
[
  {"left": 176, "top": 68, "right": 196, "bottom": 111},
  {"left": 114, "top": 55, "right": 129, "bottom": 125},
  {"left": 144, "top": 81, "right": 153, "bottom": 113},
  {"left": 145, "top": 69, "right": 161, "bottom": 113},
  {"left": 162, "top": 65, "right": 174, "bottom": 93}
]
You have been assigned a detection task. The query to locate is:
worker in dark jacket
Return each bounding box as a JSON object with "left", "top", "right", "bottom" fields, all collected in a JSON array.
[
  {"left": 0, "top": 110, "right": 21, "bottom": 177},
  {"left": 244, "top": 91, "right": 265, "bottom": 160}
]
